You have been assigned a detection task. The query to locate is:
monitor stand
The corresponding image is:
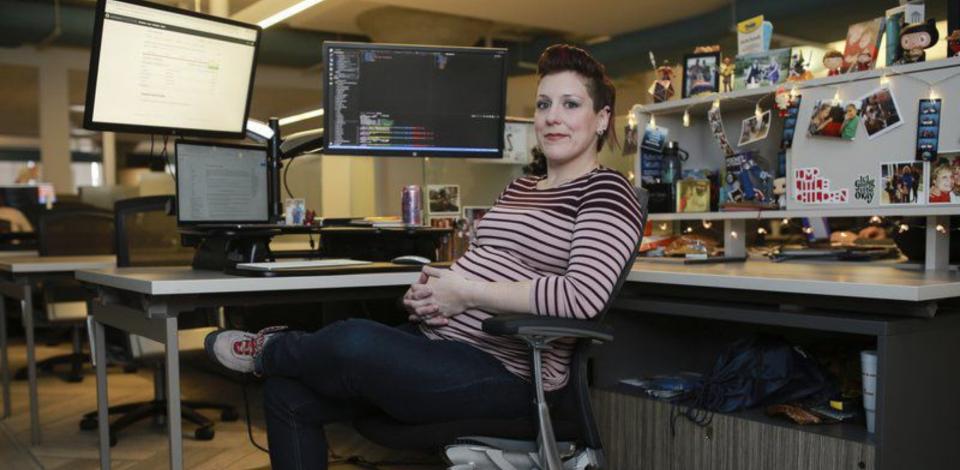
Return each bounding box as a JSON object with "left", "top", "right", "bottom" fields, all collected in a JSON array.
[{"left": 181, "top": 228, "right": 277, "bottom": 271}]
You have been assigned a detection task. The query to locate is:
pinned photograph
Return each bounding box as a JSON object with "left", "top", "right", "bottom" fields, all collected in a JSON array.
[
  {"left": 427, "top": 184, "right": 461, "bottom": 216},
  {"left": 734, "top": 48, "right": 792, "bottom": 89},
  {"left": 859, "top": 87, "right": 902, "bottom": 139},
  {"left": 462, "top": 206, "right": 491, "bottom": 241},
  {"left": 808, "top": 100, "right": 861, "bottom": 140},
  {"left": 916, "top": 98, "right": 940, "bottom": 161},
  {"left": 928, "top": 153, "right": 960, "bottom": 204},
  {"left": 640, "top": 125, "right": 669, "bottom": 153},
  {"left": 880, "top": 161, "right": 925, "bottom": 205},
  {"left": 622, "top": 123, "right": 639, "bottom": 156},
  {"left": 738, "top": 110, "right": 772, "bottom": 146},
  {"left": 682, "top": 52, "right": 720, "bottom": 98},
  {"left": 707, "top": 106, "right": 736, "bottom": 157}
]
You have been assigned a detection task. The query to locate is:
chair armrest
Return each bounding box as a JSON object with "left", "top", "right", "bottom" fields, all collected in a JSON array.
[{"left": 482, "top": 315, "right": 613, "bottom": 343}]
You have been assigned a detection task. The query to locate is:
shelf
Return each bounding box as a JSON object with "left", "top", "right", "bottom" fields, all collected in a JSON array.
[
  {"left": 613, "top": 295, "right": 927, "bottom": 335},
  {"left": 634, "top": 55, "right": 960, "bottom": 116},
  {"left": 600, "top": 384, "right": 876, "bottom": 446},
  {"left": 647, "top": 205, "right": 960, "bottom": 221}
]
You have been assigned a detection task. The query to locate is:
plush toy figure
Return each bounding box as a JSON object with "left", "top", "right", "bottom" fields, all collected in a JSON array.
[
  {"left": 947, "top": 30, "right": 960, "bottom": 57},
  {"left": 823, "top": 50, "right": 844, "bottom": 76},
  {"left": 899, "top": 19, "right": 940, "bottom": 64}
]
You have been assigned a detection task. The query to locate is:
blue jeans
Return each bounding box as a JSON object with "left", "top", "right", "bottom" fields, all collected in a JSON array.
[{"left": 260, "top": 319, "right": 536, "bottom": 470}]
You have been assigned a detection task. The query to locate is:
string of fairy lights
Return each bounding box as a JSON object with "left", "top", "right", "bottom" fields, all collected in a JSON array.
[
  {"left": 642, "top": 60, "right": 960, "bottom": 131},
  {"left": 656, "top": 215, "right": 955, "bottom": 240}
]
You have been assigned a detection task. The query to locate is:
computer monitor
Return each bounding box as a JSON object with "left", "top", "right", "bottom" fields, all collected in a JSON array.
[
  {"left": 175, "top": 141, "right": 270, "bottom": 225},
  {"left": 84, "top": 0, "right": 261, "bottom": 139},
  {"left": 323, "top": 42, "right": 508, "bottom": 158},
  {"left": 0, "top": 184, "right": 55, "bottom": 207}
]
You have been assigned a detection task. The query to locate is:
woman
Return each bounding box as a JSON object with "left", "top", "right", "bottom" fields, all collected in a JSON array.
[
  {"left": 205, "top": 44, "right": 644, "bottom": 469},
  {"left": 840, "top": 103, "right": 859, "bottom": 140},
  {"left": 929, "top": 164, "right": 953, "bottom": 203}
]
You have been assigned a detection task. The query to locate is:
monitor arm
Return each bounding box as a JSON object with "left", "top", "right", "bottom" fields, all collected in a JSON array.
[{"left": 279, "top": 128, "right": 324, "bottom": 160}]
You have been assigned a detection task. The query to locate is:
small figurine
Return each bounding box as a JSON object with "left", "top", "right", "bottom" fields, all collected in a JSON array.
[
  {"left": 948, "top": 30, "right": 960, "bottom": 57},
  {"left": 774, "top": 87, "right": 792, "bottom": 117},
  {"left": 823, "top": 50, "right": 843, "bottom": 76},
  {"left": 854, "top": 48, "right": 876, "bottom": 72},
  {"left": 787, "top": 51, "right": 813, "bottom": 82},
  {"left": 648, "top": 61, "right": 676, "bottom": 103},
  {"left": 720, "top": 56, "right": 734, "bottom": 92},
  {"left": 899, "top": 19, "right": 939, "bottom": 64}
]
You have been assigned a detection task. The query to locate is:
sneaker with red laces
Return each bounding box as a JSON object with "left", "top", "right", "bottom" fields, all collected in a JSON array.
[{"left": 204, "top": 326, "right": 287, "bottom": 375}]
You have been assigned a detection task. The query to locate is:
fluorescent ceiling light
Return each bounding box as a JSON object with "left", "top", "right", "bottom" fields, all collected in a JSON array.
[
  {"left": 279, "top": 108, "right": 324, "bottom": 126},
  {"left": 258, "top": 0, "right": 324, "bottom": 29}
]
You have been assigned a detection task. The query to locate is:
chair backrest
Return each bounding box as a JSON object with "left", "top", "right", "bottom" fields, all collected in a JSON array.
[
  {"left": 114, "top": 195, "right": 194, "bottom": 268},
  {"left": 113, "top": 196, "right": 208, "bottom": 360},
  {"left": 568, "top": 186, "right": 648, "bottom": 449},
  {"left": 37, "top": 208, "right": 115, "bottom": 256}
]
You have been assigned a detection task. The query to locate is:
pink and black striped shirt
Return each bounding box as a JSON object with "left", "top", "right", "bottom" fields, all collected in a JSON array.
[{"left": 420, "top": 167, "right": 644, "bottom": 391}]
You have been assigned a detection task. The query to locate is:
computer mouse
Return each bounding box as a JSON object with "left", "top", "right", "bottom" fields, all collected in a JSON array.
[{"left": 391, "top": 255, "right": 432, "bottom": 266}]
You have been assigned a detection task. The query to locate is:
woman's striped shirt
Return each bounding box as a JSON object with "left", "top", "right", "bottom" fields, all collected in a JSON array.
[{"left": 420, "top": 167, "right": 644, "bottom": 391}]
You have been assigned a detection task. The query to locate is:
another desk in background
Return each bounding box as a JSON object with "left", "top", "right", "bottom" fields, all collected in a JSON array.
[
  {"left": 76, "top": 266, "right": 422, "bottom": 470},
  {"left": 0, "top": 255, "right": 115, "bottom": 445},
  {"left": 593, "top": 259, "right": 960, "bottom": 470}
]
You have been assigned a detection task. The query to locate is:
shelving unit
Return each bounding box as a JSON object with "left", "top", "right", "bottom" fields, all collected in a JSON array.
[{"left": 632, "top": 57, "right": 960, "bottom": 270}]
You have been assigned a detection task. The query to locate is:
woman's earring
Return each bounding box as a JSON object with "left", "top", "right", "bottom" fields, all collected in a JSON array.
[{"left": 597, "top": 128, "right": 605, "bottom": 135}]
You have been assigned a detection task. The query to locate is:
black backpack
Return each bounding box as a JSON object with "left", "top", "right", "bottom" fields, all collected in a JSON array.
[{"left": 677, "top": 335, "right": 836, "bottom": 423}]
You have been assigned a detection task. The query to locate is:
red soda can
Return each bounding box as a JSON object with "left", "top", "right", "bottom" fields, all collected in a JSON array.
[{"left": 402, "top": 185, "right": 422, "bottom": 226}]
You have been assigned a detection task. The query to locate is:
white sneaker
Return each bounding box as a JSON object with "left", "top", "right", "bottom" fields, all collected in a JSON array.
[{"left": 204, "top": 326, "right": 286, "bottom": 374}]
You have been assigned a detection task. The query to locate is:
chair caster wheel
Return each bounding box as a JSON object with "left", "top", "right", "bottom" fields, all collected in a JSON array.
[
  {"left": 221, "top": 409, "right": 239, "bottom": 422},
  {"left": 123, "top": 365, "right": 138, "bottom": 373},
  {"left": 195, "top": 426, "right": 215, "bottom": 441},
  {"left": 109, "top": 434, "right": 118, "bottom": 447},
  {"left": 80, "top": 417, "right": 98, "bottom": 430},
  {"left": 66, "top": 375, "right": 83, "bottom": 383}
]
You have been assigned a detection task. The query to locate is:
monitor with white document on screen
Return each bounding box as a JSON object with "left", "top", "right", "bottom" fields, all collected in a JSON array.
[
  {"left": 175, "top": 141, "right": 270, "bottom": 226},
  {"left": 83, "top": 0, "right": 260, "bottom": 138}
]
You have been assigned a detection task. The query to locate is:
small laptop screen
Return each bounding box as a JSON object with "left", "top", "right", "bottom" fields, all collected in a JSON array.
[{"left": 175, "top": 142, "right": 269, "bottom": 224}]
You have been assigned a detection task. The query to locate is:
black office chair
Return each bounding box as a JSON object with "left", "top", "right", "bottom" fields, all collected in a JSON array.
[
  {"left": 79, "top": 196, "right": 237, "bottom": 446},
  {"left": 354, "top": 188, "right": 648, "bottom": 469},
  {"left": 15, "top": 208, "right": 114, "bottom": 382}
]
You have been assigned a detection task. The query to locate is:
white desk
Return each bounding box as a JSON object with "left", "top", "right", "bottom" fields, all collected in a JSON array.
[
  {"left": 604, "top": 258, "right": 960, "bottom": 470},
  {"left": 629, "top": 258, "right": 960, "bottom": 302},
  {"left": 0, "top": 255, "right": 115, "bottom": 445},
  {"left": 76, "top": 266, "right": 421, "bottom": 470}
]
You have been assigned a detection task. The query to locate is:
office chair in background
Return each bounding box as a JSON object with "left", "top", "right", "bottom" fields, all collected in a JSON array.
[
  {"left": 15, "top": 208, "right": 114, "bottom": 382},
  {"left": 79, "top": 196, "right": 237, "bottom": 446},
  {"left": 355, "top": 189, "right": 648, "bottom": 470}
]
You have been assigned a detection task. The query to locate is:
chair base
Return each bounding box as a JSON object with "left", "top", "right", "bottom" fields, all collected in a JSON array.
[
  {"left": 444, "top": 439, "right": 599, "bottom": 470},
  {"left": 79, "top": 399, "right": 239, "bottom": 447},
  {"left": 15, "top": 352, "right": 88, "bottom": 383}
]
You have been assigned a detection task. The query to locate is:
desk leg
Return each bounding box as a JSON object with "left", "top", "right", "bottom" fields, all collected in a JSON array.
[
  {"left": 164, "top": 316, "right": 183, "bottom": 470},
  {"left": 0, "top": 296, "right": 9, "bottom": 419},
  {"left": 21, "top": 285, "right": 40, "bottom": 445},
  {"left": 93, "top": 317, "right": 111, "bottom": 470}
]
